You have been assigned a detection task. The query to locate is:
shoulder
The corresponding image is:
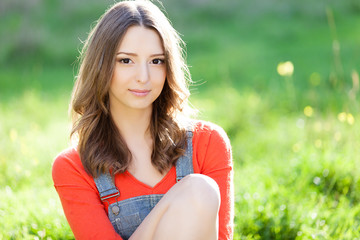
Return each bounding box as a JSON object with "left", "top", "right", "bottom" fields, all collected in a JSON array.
[
  {"left": 52, "top": 147, "right": 85, "bottom": 183},
  {"left": 191, "top": 120, "right": 232, "bottom": 172},
  {"left": 52, "top": 147, "right": 81, "bottom": 169},
  {"left": 192, "top": 120, "right": 231, "bottom": 153},
  {"left": 192, "top": 120, "right": 230, "bottom": 144}
]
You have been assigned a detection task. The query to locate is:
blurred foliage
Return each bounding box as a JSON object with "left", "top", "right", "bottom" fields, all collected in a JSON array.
[
  {"left": 1, "top": 0, "right": 359, "bottom": 111},
  {"left": 1, "top": 0, "right": 360, "bottom": 239}
]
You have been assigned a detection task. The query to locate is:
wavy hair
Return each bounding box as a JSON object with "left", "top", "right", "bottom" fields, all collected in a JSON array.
[{"left": 70, "top": 0, "right": 192, "bottom": 178}]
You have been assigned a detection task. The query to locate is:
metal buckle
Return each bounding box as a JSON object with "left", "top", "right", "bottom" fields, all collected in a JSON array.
[{"left": 100, "top": 188, "right": 120, "bottom": 201}]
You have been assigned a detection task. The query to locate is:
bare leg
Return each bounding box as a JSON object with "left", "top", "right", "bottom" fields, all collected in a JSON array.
[{"left": 129, "top": 174, "right": 220, "bottom": 240}]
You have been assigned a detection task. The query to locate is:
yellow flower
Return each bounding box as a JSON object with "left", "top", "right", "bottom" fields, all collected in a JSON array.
[
  {"left": 304, "top": 106, "right": 314, "bottom": 117},
  {"left": 277, "top": 61, "right": 294, "bottom": 77},
  {"left": 337, "top": 112, "right": 347, "bottom": 122},
  {"left": 347, "top": 113, "right": 355, "bottom": 125}
]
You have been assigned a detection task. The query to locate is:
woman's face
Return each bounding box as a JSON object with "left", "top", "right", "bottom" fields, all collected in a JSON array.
[{"left": 109, "top": 25, "right": 166, "bottom": 116}]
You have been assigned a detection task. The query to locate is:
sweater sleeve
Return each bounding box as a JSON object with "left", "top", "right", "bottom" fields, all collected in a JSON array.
[
  {"left": 193, "top": 122, "right": 234, "bottom": 240},
  {"left": 52, "top": 148, "right": 123, "bottom": 240}
]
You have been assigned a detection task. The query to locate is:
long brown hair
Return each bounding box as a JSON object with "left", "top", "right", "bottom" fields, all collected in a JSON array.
[{"left": 70, "top": 0, "right": 192, "bottom": 178}]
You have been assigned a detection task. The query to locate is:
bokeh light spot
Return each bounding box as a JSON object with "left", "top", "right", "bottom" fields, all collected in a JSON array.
[
  {"left": 304, "top": 106, "right": 314, "bottom": 117},
  {"left": 313, "top": 177, "right": 321, "bottom": 185},
  {"left": 277, "top": 61, "right": 294, "bottom": 77},
  {"left": 337, "top": 112, "right": 347, "bottom": 122},
  {"left": 347, "top": 113, "right": 355, "bottom": 125}
]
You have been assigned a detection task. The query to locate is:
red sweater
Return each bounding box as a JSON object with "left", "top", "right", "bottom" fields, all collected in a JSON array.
[{"left": 52, "top": 121, "right": 234, "bottom": 239}]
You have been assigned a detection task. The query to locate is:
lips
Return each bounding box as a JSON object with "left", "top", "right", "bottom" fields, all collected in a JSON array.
[{"left": 129, "top": 89, "right": 151, "bottom": 97}]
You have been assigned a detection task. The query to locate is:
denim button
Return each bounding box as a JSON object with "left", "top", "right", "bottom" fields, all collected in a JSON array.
[{"left": 112, "top": 205, "right": 120, "bottom": 215}]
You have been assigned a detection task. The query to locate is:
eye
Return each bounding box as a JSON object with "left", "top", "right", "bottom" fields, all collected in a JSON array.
[
  {"left": 151, "top": 59, "right": 165, "bottom": 65},
  {"left": 119, "top": 58, "right": 132, "bottom": 64}
]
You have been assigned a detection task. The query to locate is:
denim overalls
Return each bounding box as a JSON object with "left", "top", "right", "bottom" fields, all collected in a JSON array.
[{"left": 94, "top": 131, "right": 193, "bottom": 240}]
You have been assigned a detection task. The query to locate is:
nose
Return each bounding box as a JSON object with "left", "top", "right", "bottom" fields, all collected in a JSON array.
[{"left": 137, "top": 62, "right": 149, "bottom": 84}]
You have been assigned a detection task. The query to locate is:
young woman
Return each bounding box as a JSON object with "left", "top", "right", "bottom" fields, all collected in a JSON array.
[{"left": 52, "top": 1, "right": 234, "bottom": 239}]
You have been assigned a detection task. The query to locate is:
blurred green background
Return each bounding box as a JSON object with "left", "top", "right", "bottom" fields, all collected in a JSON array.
[{"left": 1, "top": 0, "right": 360, "bottom": 239}]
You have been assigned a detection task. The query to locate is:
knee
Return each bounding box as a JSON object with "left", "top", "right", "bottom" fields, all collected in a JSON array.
[{"left": 180, "top": 174, "right": 221, "bottom": 211}]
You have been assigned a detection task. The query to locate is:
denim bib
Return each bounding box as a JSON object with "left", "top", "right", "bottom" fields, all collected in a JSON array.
[{"left": 94, "top": 131, "right": 194, "bottom": 240}]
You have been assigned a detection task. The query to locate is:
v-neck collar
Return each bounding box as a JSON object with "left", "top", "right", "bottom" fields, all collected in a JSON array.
[{"left": 124, "top": 166, "right": 175, "bottom": 190}]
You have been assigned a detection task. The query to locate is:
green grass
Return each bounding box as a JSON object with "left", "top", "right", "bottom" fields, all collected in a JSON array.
[{"left": 1, "top": 0, "right": 360, "bottom": 239}]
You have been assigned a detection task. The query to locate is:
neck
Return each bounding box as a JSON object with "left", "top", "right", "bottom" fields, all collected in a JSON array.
[{"left": 110, "top": 106, "right": 153, "bottom": 142}]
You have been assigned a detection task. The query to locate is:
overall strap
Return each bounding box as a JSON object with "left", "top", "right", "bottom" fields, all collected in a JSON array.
[
  {"left": 94, "top": 173, "right": 120, "bottom": 202},
  {"left": 94, "top": 130, "right": 194, "bottom": 200},
  {"left": 175, "top": 130, "right": 194, "bottom": 182}
]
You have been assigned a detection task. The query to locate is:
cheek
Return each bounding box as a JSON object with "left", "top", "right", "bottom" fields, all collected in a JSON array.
[
  {"left": 110, "top": 68, "right": 119, "bottom": 86},
  {"left": 155, "top": 68, "right": 167, "bottom": 86},
  {"left": 111, "top": 68, "right": 132, "bottom": 86}
]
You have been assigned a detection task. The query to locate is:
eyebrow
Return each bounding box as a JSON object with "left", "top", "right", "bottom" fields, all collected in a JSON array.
[{"left": 116, "top": 52, "right": 165, "bottom": 57}]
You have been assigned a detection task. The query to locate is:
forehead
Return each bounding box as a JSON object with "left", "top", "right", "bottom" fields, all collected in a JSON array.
[{"left": 117, "top": 26, "right": 164, "bottom": 54}]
